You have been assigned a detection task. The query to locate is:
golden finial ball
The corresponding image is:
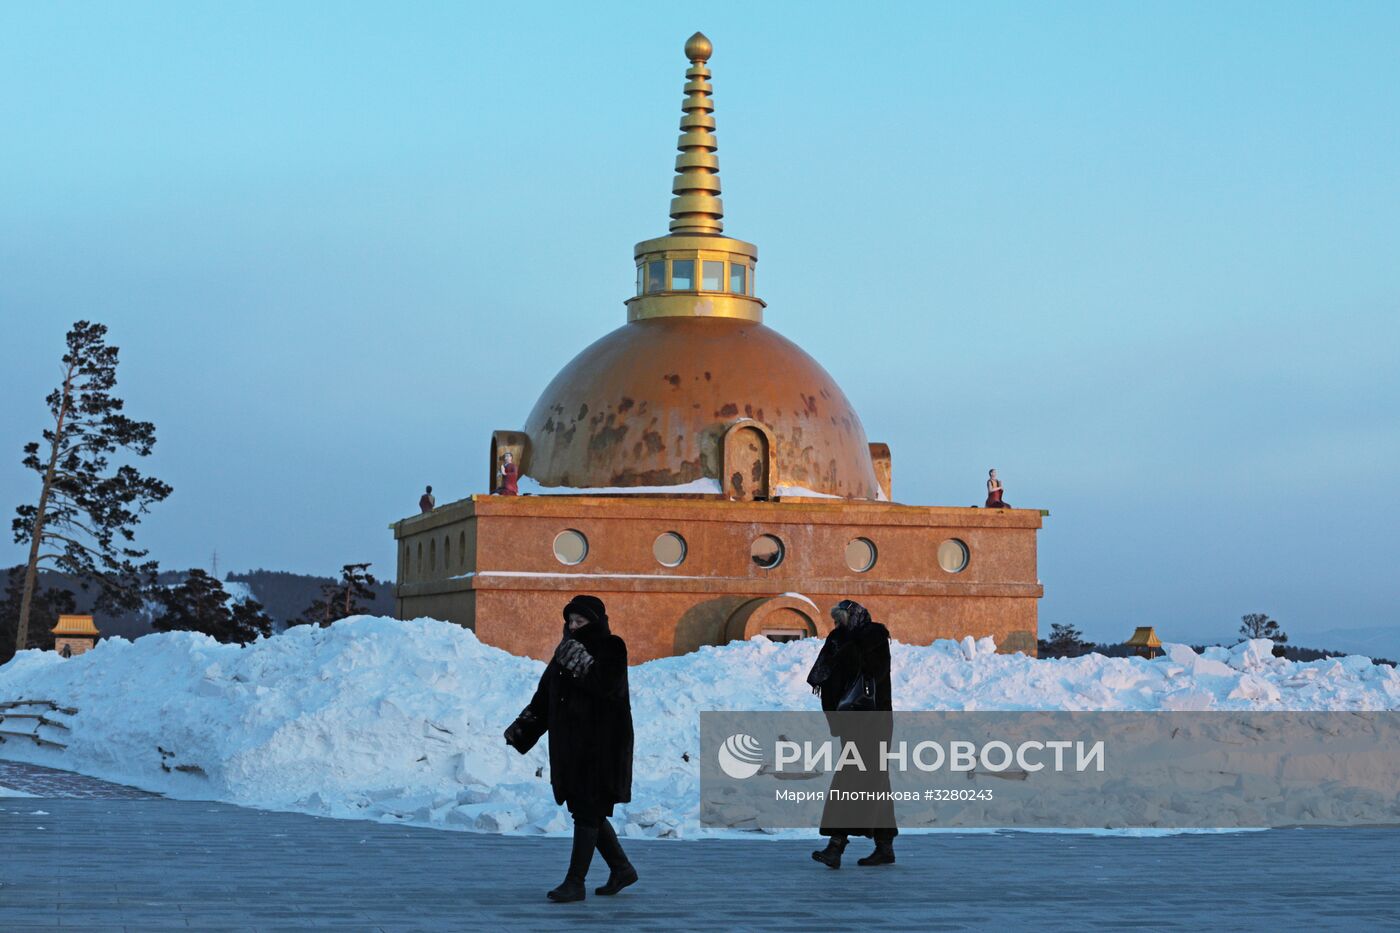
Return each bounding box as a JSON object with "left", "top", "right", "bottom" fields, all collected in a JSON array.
[{"left": 685, "top": 32, "right": 712, "bottom": 62}]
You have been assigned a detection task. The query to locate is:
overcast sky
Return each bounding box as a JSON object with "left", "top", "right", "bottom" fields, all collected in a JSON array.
[{"left": 2, "top": 1, "right": 1397, "bottom": 649}]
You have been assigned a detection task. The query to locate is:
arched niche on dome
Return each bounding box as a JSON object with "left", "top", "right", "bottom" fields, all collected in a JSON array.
[
  {"left": 490, "top": 431, "right": 530, "bottom": 494},
  {"left": 722, "top": 419, "right": 775, "bottom": 500}
]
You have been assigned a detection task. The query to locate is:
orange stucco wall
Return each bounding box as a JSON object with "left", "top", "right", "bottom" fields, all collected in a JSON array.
[{"left": 393, "top": 495, "right": 1042, "bottom": 664}]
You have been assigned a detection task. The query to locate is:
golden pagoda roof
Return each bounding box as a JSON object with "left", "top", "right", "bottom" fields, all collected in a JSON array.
[
  {"left": 52, "top": 614, "right": 100, "bottom": 637},
  {"left": 1125, "top": 626, "right": 1161, "bottom": 648}
]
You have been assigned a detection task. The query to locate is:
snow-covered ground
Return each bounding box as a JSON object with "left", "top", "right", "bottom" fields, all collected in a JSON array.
[{"left": 0, "top": 617, "right": 1397, "bottom": 838}]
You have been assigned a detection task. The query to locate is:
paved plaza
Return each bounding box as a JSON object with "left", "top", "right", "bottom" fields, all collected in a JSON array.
[{"left": 2, "top": 760, "right": 1399, "bottom": 931}]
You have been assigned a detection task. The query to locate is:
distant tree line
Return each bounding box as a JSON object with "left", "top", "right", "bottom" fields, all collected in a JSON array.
[
  {"left": 3, "top": 561, "right": 393, "bottom": 626},
  {"left": 2, "top": 562, "right": 390, "bottom": 660},
  {"left": 1038, "top": 614, "right": 1394, "bottom": 667},
  {"left": 291, "top": 563, "right": 380, "bottom": 627},
  {"left": 225, "top": 569, "right": 393, "bottom": 625},
  {"left": 151, "top": 569, "right": 272, "bottom": 644},
  {"left": 0, "top": 566, "right": 76, "bottom": 660},
  {"left": 139, "top": 562, "right": 382, "bottom": 641}
]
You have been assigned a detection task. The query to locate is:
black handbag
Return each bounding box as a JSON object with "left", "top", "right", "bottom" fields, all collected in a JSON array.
[{"left": 836, "top": 672, "right": 876, "bottom": 712}]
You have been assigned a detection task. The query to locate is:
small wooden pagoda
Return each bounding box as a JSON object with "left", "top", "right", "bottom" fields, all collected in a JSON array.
[
  {"left": 1125, "top": 626, "right": 1162, "bottom": 659},
  {"left": 51, "top": 615, "right": 100, "bottom": 658}
]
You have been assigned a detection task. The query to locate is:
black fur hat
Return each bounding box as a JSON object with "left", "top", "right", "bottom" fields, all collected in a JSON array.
[
  {"left": 562, "top": 594, "right": 608, "bottom": 629},
  {"left": 833, "top": 599, "right": 871, "bottom": 628}
]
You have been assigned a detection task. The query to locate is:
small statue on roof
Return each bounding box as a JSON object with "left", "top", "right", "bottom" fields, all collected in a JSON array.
[
  {"left": 496, "top": 451, "right": 519, "bottom": 496},
  {"left": 985, "top": 469, "right": 1011, "bottom": 509}
]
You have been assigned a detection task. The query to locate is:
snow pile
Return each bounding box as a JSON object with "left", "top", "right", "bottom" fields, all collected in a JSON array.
[
  {"left": 516, "top": 475, "right": 885, "bottom": 501},
  {"left": 1, "top": 618, "right": 1397, "bottom": 838}
]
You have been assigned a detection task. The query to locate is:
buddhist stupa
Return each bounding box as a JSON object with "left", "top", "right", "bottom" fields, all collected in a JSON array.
[{"left": 392, "top": 34, "right": 1044, "bottom": 663}]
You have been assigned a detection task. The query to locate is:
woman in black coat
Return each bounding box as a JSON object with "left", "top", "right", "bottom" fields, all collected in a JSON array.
[
  {"left": 805, "top": 599, "right": 898, "bottom": 868},
  {"left": 504, "top": 595, "right": 637, "bottom": 902}
]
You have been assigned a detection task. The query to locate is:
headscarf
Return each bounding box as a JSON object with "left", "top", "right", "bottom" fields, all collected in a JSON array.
[
  {"left": 833, "top": 598, "right": 871, "bottom": 630},
  {"left": 562, "top": 594, "right": 608, "bottom": 636},
  {"left": 806, "top": 600, "right": 873, "bottom": 691}
]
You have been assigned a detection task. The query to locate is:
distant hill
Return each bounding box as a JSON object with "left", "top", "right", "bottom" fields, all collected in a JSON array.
[
  {"left": 2, "top": 565, "right": 396, "bottom": 642},
  {"left": 1310, "top": 625, "right": 1400, "bottom": 663}
]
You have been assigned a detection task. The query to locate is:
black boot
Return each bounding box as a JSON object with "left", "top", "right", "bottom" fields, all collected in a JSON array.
[
  {"left": 857, "top": 837, "right": 896, "bottom": 866},
  {"left": 547, "top": 823, "right": 598, "bottom": 902},
  {"left": 593, "top": 820, "right": 639, "bottom": 896},
  {"left": 811, "top": 834, "right": 848, "bottom": 869}
]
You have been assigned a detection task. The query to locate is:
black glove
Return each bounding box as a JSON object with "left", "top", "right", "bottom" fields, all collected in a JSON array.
[
  {"left": 504, "top": 709, "right": 539, "bottom": 752},
  {"left": 504, "top": 719, "right": 524, "bottom": 749},
  {"left": 554, "top": 638, "right": 595, "bottom": 679}
]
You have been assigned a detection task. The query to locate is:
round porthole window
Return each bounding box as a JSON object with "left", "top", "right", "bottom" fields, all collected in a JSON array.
[
  {"left": 845, "top": 537, "right": 877, "bottom": 573},
  {"left": 750, "top": 534, "right": 785, "bottom": 569},
  {"left": 552, "top": 529, "right": 588, "bottom": 566},
  {"left": 937, "top": 538, "right": 969, "bottom": 573},
  {"left": 653, "top": 531, "right": 687, "bottom": 567}
]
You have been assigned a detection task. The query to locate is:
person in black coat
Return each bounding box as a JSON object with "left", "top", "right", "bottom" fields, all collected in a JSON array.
[
  {"left": 504, "top": 595, "right": 637, "bottom": 902},
  {"left": 805, "top": 599, "right": 898, "bottom": 868}
]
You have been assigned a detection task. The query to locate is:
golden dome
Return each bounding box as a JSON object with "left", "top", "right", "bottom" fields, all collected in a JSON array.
[
  {"left": 517, "top": 35, "right": 882, "bottom": 500},
  {"left": 522, "top": 317, "right": 881, "bottom": 498}
]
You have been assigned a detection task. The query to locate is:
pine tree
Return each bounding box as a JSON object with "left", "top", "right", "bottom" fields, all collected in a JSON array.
[
  {"left": 228, "top": 597, "right": 275, "bottom": 642},
  {"left": 11, "top": 321, "right": 172, "bottom": 653},
  {"left": 0, "top": 566, "right": 77, "bottom": 664},
  {"left": 1239, "top": 612, "right": 1288, "bottom": 644},
  {"left": 1044, "top": 622, "right": 1090, "bottom": 657},
  {"left": 152, "top": 569, "right": 272, "bottom": 644},
  {"left": 295, "top": 563, "right": 378, "bottom": 627}
]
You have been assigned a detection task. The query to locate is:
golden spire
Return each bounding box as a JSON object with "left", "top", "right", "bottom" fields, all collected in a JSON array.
[
  {"left": 669, "top": 32, "right": 724, "bottom": 235},
  {"left": 626, "top": 32, "right": 762, "bottom": 323}
]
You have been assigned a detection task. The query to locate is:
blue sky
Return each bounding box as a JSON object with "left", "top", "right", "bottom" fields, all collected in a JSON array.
[{"left": 2, "top": 1, "right": 1397, "bottom": 649}]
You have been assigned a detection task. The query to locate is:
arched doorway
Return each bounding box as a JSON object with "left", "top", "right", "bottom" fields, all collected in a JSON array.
[
  {"left": 725, "top": 595, "right": 831, "bottom": 643},
  {"left": 723, "top": 420, "right": 773, "bottom": 500}
]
